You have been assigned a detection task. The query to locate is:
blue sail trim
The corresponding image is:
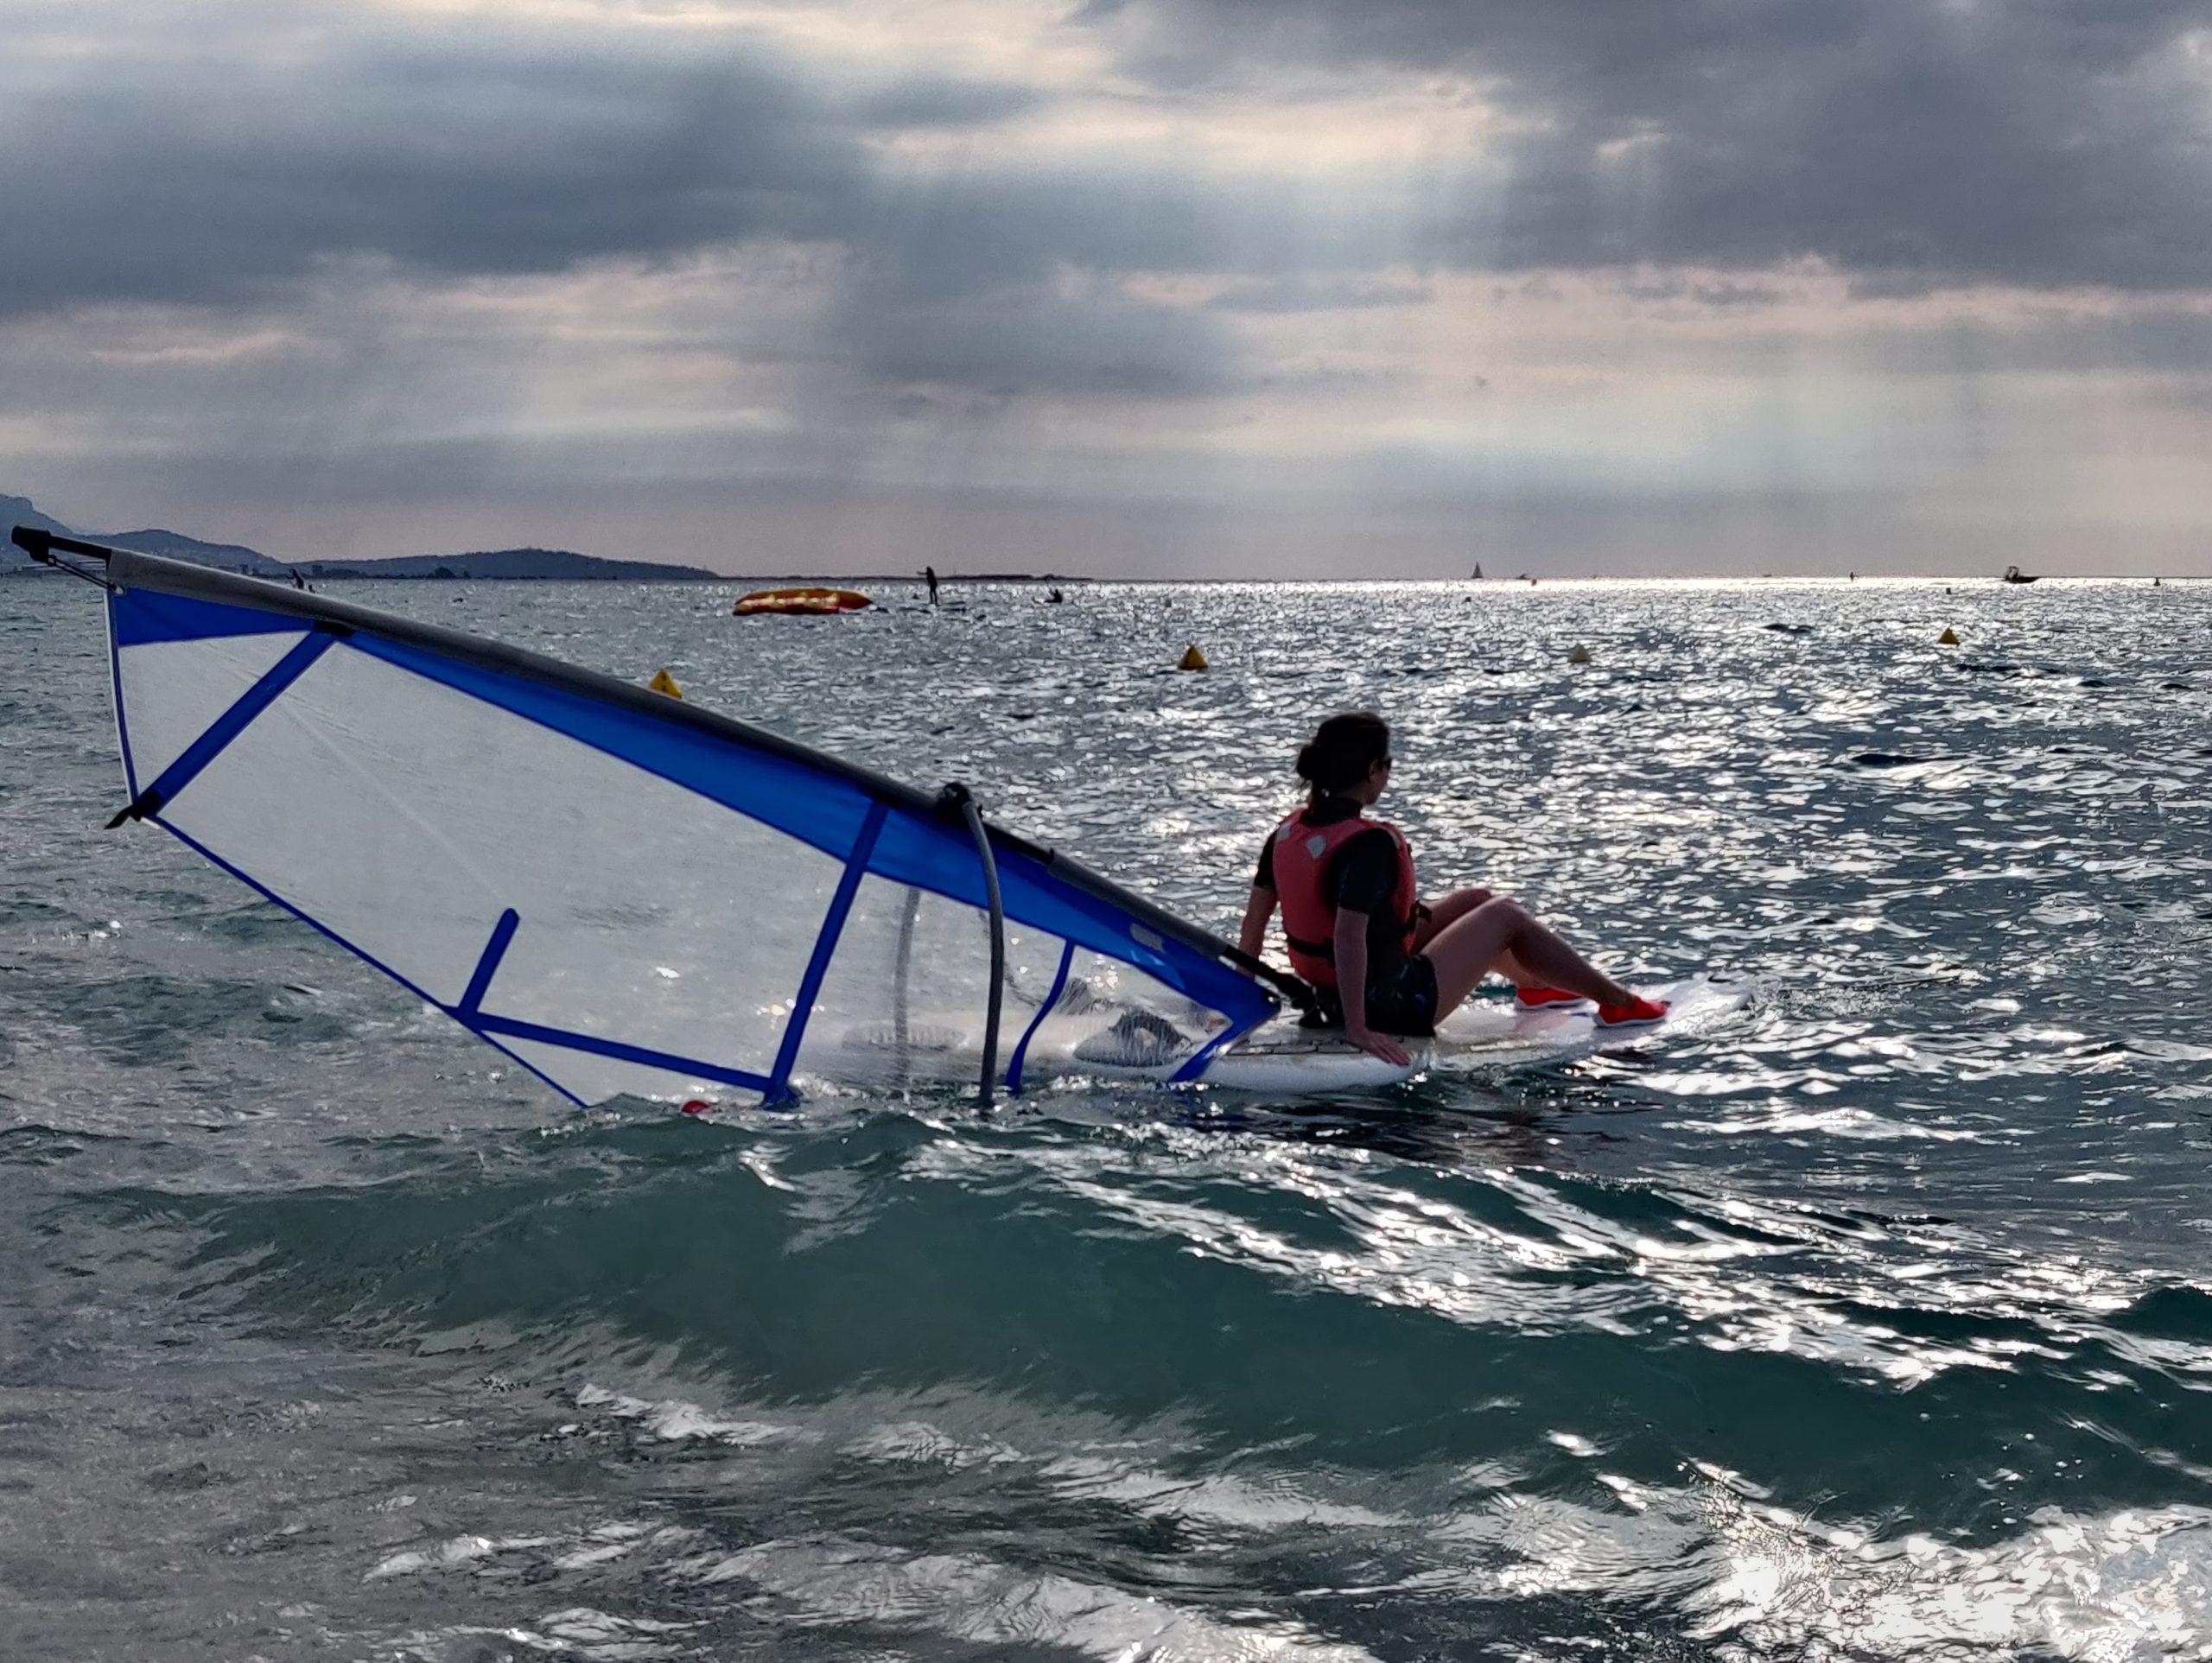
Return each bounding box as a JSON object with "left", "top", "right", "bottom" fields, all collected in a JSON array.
[
  {"left": 110, "top": 586, "right": 308, "bottom": 647},
  {"left": 1006, "top": 940, "right": 1075, "bottom": 1097},
  {"left": 352, "top": 632, "right": 875, "bottom": 859},
  {"left": 1169, "top": 1006, "right": 1271, "bottom": 1084},
  {"left": 458, "top": 909, "right": 521, "bottom": 1016},
  {"left": 130, "top": 630, "right": 333, "bottom": 819},
  {"left": 105, "top": 596, "right": 142, "bottom": 799},
  {"left": 765, "top": 799, "right": 889, "bottom": 1107},
  {"left": 466, "top": 1014, "right": 773, "bottom": 1096},
  {"left": 156, "top": 821, "right": 588, "bottom": 1108}
]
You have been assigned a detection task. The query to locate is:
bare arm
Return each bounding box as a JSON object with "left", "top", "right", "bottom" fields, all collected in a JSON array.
[
  {"left": 1333, "top": 908, "right": 1410, "bottom": 1065},
  {"left": 1237, "top": 885, "right": 1277, "bottom": 962}
]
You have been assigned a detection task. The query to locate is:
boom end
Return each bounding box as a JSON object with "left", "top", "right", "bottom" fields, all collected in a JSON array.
[{"left": 13, "top": 525, "right": 118, "bottom": 588}]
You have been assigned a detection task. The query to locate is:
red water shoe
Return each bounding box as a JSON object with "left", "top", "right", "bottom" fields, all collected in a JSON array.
[
  {"left": 1594, "top": 995, "right": 1670, "bottom": 1029},
  {"left": 1514, "top": 986, "right": 1587, "bottom": 1009}
]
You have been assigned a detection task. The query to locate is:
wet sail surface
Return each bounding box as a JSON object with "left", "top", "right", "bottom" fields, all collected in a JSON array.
[{"left": 95, "top": 554, "right": 1276, "bottom": 1107}]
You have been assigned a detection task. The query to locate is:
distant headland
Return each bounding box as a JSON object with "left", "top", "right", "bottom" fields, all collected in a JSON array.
[{"left": 2, "top": 492, "right": 714, "bottom": 581}]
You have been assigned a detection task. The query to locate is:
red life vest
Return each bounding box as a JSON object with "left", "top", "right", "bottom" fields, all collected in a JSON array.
[{"left": 1269, "top": 807, "right": 1420, "bottom": 988}]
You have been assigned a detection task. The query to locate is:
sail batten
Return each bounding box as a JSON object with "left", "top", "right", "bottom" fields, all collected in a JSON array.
[
  {"left": 465, "top": 1013, "right": 775, "bottom": 1096},
  {"left": 457, "top": 909, "right": 522, "bottom": 1018},
  {"left": 766, "top": 799, "right": 890, "bottom": 1103},
  {"left": 114, "top": 628, "right": 336, "bottom": 825},
  {"left": 58, "top": 540, "right": 1284, "bottom": 1106}
]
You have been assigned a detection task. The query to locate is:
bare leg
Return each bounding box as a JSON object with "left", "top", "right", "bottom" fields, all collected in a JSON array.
[
  {"left": 1412, "top": 886, "right": 1490, "bottom": 949},
  {"left": 1424, "top": 897, "right": 1632, "bottom": 1018},
  {"left": 1491, "top": 946, "right": 1551, "bottom": 988},
  {"left": 1414, "top": 888, "right": 1548, "bottom": 988}
]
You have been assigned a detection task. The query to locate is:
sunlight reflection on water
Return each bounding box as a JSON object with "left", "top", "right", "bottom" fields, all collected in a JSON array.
[{"left": 3, "top": 574, "right": 2210, "bottom": 1659}]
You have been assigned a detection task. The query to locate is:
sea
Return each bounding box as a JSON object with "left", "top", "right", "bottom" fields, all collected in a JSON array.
[{"left": 3, "top": 572, "right": 2209, "bottom": 1661}]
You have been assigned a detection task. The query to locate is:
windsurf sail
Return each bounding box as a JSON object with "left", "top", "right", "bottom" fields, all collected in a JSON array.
[{"left": 16, "top": 528, "right": 1297, "bottom": 1108}]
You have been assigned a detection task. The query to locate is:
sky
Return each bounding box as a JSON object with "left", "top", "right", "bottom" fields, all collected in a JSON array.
[{"left": 4, "top": 0, "right": 2210, "bottom": 577}]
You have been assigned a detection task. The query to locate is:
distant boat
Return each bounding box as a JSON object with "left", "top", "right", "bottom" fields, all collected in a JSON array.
[
  {"left": 2001, "top": 565, "right": 2039, "bottom": 585},
  {"left": 1471, "top": 562, "right": 1484, "bottom": 580}
]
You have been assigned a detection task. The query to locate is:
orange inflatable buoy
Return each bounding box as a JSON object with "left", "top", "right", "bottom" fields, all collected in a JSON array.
[{"left": 734, "top": 587, "right": 872, "bottom": 616}]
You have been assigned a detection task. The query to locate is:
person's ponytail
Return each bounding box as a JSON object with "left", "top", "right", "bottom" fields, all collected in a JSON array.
[{"left": 1294, "top": 712, "right": 1391, "bottom": 801}]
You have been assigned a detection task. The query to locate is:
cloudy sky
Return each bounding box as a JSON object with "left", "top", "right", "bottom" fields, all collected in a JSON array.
[{"left": 5, "top": 0, "right": 2210, "bottom": 575}]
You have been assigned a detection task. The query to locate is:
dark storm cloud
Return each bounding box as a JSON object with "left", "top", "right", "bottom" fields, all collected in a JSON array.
[
  {"left": 0, "top": 36, "right": 864, "bottom": 316},
  {"left": 0, "top": 14, "right": 1338, "bottom": 321},
  {"left": 836, "top": 276, "right": 1244, "bottom": 396},
  {"left": 1091, "top": 0, "right": 2212, "bottom": 293},
  {"left": 0, "top": 16, "right": 1262, "bottom": 398},
  {"left": 10, "top": 0, "right": 2206, "bottom": 453}
]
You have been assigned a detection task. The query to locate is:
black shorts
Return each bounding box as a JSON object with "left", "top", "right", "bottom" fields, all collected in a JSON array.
[{"left": 1302, "top": 955, "right": 1440, "bottom": 1038}]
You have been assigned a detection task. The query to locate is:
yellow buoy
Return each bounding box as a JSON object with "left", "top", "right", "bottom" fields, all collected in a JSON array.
[
  {"left": 1567, "top": 644, "right": 1592, "bottom": 664},
  {"left": 1178, "top": 644, "right": 1209, "bottom": 671},
  {"left": 650, "top": 668, "right": 684, "bottom": 698},
  {"left": 1937, "top": 627, "right": 1960, "bottom": 646}
]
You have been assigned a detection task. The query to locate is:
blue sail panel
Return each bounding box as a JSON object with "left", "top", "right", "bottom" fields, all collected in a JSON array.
[{"left": 110, "top": 587, "right": 308, "bottom": 647}]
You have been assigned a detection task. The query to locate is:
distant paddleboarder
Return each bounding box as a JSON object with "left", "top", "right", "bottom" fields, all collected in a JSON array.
[
  {"left": 1239, "top": 713, "right": 1666, "bottom": 1065},
  {"left": 924, "top": 564, "right": 939, "bottom": 605}
]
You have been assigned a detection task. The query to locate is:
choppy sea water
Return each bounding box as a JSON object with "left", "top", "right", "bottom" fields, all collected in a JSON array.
[{"left": 4, "top": 571, "right": 2211, "bottom": 1661}]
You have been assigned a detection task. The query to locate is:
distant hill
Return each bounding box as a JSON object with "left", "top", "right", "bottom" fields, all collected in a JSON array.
[
  {"left": 99, "top": 527, "right": 293, "bottom": 575},
  {"left": 299, "top": 547, "right": 715, "bottom": 581},
  {"left": 2, "top": 493, "right": 73, "bottom": 539},
  {"left": 1, "top": 494, "right": 85, "bottom": 572},
  {"left": 3, "top": 493, "right": 713, "bottom": 580}
]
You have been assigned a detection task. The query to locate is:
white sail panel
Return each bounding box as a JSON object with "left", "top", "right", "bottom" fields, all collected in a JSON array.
[
  {"left": 116, "top": 629, "right": 309, "bottom": 787},
  {"left": 797, "top": 876, "right": 1059, "bottom": 1081},
  {"left": 156, "top": 639, "right": 844, "bottom": 1082},
  {"left": 791, "top": 877, "right": 1234, "bottom": 1089}
]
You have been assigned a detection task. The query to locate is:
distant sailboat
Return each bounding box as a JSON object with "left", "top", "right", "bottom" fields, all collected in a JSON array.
[{"left": 1471, "top": 562, "right": 1484, "bottom": 580}]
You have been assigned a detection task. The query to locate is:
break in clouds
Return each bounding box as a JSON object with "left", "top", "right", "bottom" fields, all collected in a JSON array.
[
  {"left": 1099, "top": 0, "right": 2212, "bottom": 295},
  {"left": 3, "top": 0, "right": 2210, "bottom": 572}
]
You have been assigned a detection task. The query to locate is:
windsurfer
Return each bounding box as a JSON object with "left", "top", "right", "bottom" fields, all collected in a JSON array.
[{"left": 1236, "top": 712, "right": 1667, "bottom": 1065}]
